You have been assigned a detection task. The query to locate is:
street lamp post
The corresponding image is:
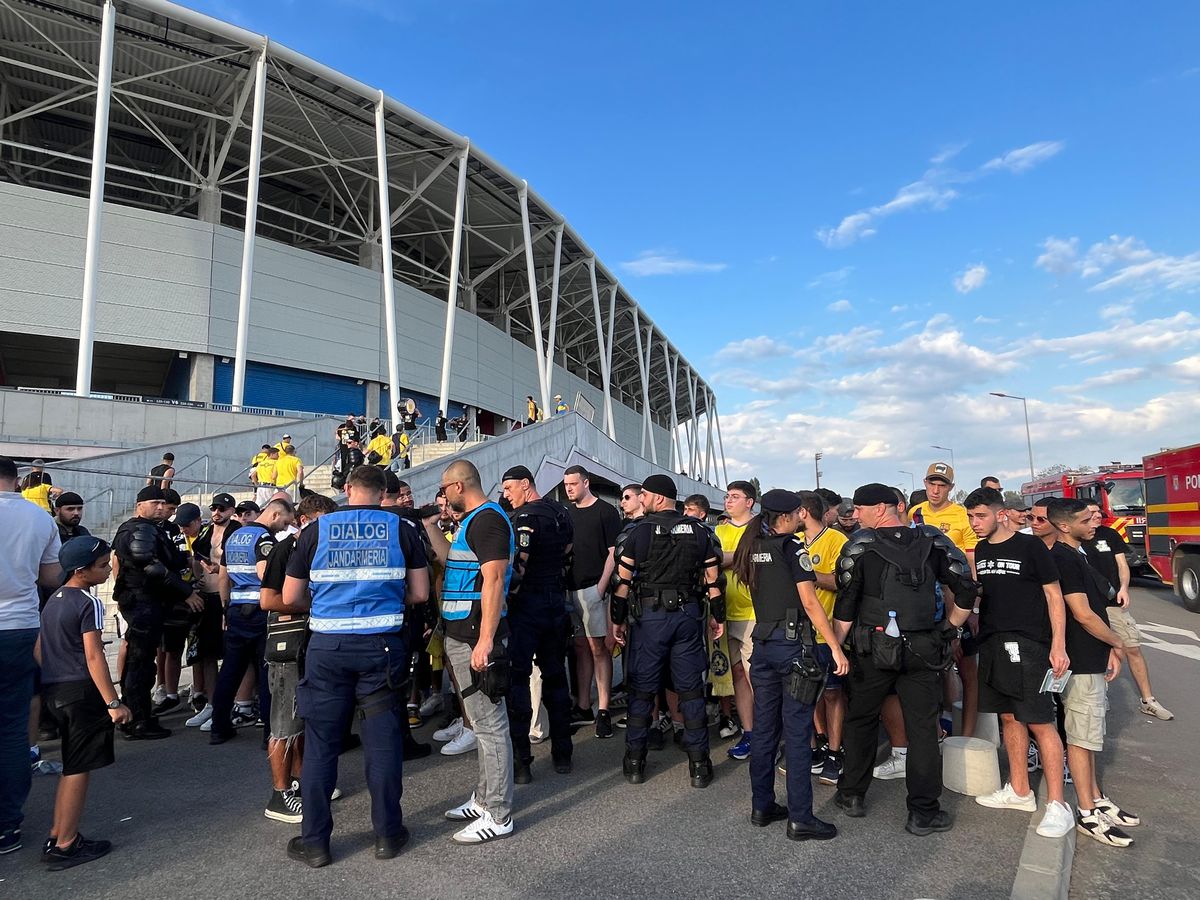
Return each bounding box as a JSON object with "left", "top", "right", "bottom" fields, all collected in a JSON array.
[
  {"left": 990, "top": 392, "right": 1035, "bottom": 483},
  {"left": 931, "top": 445, "right": 955, "bottom": 467},
  {"left": 899, "top": 470, "right": 914, "bottom": 492}
]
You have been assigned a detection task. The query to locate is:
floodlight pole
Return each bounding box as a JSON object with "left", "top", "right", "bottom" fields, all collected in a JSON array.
[
  {"left": 75, "top": 0, "right": 116, "bottom": 397},
  {"left": 231, "top": 43, "right": 268, "bottom": 411},
  {"left": 374, "top": 92, "right": 401, "bottom": 424},
  {"left": 437, "top": 143, "right": 470, "bottom": 414},
  {"left": 519, "top": 182, "right": 550, "bottom": 414}
]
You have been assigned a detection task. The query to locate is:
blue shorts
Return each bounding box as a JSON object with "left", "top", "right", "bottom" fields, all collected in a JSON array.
[{"left": 812, "top": 643, "right": 844, "bottom": 690}]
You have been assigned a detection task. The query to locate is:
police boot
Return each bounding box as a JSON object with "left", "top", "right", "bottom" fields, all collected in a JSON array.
[
  {"left": 687, "top": 751, "right": 714, "bottom": 789},
  {"left": 622, "top": 750, "right": 647, "bottom": 785}
]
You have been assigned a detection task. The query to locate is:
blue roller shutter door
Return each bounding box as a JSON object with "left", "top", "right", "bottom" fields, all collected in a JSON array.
[{"left": 213, "top": 359, "right": 365, "bottom": 416}]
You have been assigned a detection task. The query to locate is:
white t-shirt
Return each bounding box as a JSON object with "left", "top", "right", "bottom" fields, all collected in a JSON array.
[{"left": 0, "top": 492, "right": 61, "bottom": 630}]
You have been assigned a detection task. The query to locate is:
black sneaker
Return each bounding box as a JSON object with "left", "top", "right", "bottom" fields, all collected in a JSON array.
[
  {"left": 595, "top": 710, "right": 614, "bottom": 739},
  {"left": 569, "top": 706, "right": 594, "bottom": 730},
  {"left": 152, "top": 696, "right": 180, "bottom": 716},
  {"left": 0, "top": 829, "right": 21, "bottom": 854},
  {"left": 230, "top": 708, "right": 258, "bottom": 728},
  {"left": 43, "top": 834, "right": 112, "bottom": 871},
  {"left": 190, "top": 693, "right": 208, "bottom": 713},
  {"left": 287, "top": 836, "right": 331, "bottom": 868},
  {"left": 264, "top": 789, "right": 303, "bottom": 824},
  {"left": 1077, "top": 809, "right": 1133, "bottom": 847},
  {"left": 513, "top": 761, "right": 532, "bottom": 785},
  {"left": 124, "top": 721, "right": 172, "bottom": 741}
]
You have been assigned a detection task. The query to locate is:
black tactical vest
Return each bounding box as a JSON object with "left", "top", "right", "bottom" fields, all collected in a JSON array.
[
  {"left": 857, "top": 528, "right": 939, "bottom": 631},
  {"left": 514, "top": 498, "right": 573, "bottom": 592},
  {"left": 749, "top": 532, "right": 808, "bottom": 635},
  {"left": 634, "top": 511, "right": 705, "bottom": 603}
]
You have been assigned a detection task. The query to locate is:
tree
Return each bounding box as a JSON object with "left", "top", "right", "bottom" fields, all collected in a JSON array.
[{"left": 750, "top": 476, "right": 762, "bottom": 499}]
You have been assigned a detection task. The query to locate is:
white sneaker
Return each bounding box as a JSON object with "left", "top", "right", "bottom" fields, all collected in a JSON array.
[
  {"left": 418, "top": 693, "right": 444, "bottom": 717},
  {"left": 441, "top": 728, "right": 477, "bottom": 756},
  {"left": 185, "top": 704, "right": 213, "bottom": 727},
  {"left": 872, "top": 751, "right": 907, "bottom": 780},
  {"left": 432, "top": 717, "right": 463, "bottom": 742},
  {"left": 152, "top": 685, "right": 167, "bottom": 705},
  {"left": 976, "top": 783, "right": 1038, "bottom": 811},
  {"left": 1036, "top": 801, "right": 1075, "bottom": 838},
  {"left": 1138, "top": 696, "right": 1174, "bottom": 721},
  {"left": 444, "top": 792, "right": 485, "bottom": 821},
  {"left": 451, "top": 810, "right": 513, "bottom": 844},
  {"left": 1093, "top": 795, "right": 1140, "bottom": 827}
]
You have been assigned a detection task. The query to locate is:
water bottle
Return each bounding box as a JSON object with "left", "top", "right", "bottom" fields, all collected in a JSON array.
[{"left": 885, "top": 611, "right": 900, "bottom": 638}]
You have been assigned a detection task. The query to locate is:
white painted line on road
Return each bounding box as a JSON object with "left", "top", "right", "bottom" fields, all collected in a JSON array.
[{"left": 1138, "top": 622, "right": 1200, "bottom": 641}]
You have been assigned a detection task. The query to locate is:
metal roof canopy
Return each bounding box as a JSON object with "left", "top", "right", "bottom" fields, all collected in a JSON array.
[{"left": 0, "top": 0, "right": 727, "bottom": 483}]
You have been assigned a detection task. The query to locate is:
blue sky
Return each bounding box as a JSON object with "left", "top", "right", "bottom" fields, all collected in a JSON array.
[{"left": 195, "top": 0, "right": 1200, "bottom": 494}]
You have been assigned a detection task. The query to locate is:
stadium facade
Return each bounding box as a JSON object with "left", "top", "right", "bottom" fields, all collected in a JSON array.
[{"left": 0, "top": 0, "right": 728, "bottom": 483}]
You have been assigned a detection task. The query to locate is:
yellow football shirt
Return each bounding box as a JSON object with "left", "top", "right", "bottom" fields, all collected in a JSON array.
[
  {"left": 799, "top": 526, "right": 847, "bottom": 643},
  {"left": 715, "top": 521, "right": 755, "bottom": 621},
  {"left": 367, "top": 434, "right": 393, "bottom": 465},
  {"left": 909, "top": 501, "right": 977, "bottom": 553},
  {"left": 274, "top": 454, "right": 301, "bottom": 486},
  {"left": 254, "top": 457, "right": 277, "bottom": 486}
]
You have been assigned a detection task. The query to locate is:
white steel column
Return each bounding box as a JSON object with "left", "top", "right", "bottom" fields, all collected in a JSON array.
[
  {"left": 518, "top": 182, "right": 549, "bottom": 413},
  {"left": 686, "top": 371, "right": 699, "bottom": 476},
  {"left": 75, "top": 0, "right": 116, "bottom": 397},
  {"left": 711, "top": 389, "right": 729, "bottom": 486},
  {"left": 587, "top": 258, "right": 616, "bottom": 440},
  {"left": 631, "top": 309, "right": 651, "bottom": 459},
  {"left": 544, "top": 223, "right": 564, "bottom": 400},
  {"left": 437, "top": 144, "right": 470, "bottom": 413},
  {"left": 231, "top": 44, "right": 268, "bottom": 411},
  {"left": 667, "top": 350, "right": 682, "bottom": 473},
  {"left": 703, "top": 399, "right": 716, "bottom": 483},
  {"left": 605, "top": 285, "right": 618, "bottom": 438},
  {"left": 374, "top": 92, "right": 401, "bottom": 420}
]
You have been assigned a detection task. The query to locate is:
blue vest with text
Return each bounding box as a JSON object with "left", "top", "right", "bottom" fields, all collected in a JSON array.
[
  {"left": 309, "top": 507, "right": 406, "bottom": 634},
  {"left": 442, "top": 502, "right": 513, "bottom": 625},
  {"left": 224, "top": 523, "right": 267, "bottom": 605}
]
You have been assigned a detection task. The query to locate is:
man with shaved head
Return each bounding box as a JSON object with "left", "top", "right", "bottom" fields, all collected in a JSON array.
[{"left": 425, "top": 460, "right": 517, "bottom": 843}]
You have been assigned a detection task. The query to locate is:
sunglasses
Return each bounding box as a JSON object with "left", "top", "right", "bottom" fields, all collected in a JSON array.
[
  {"left": 210, "top": 505, "right": 231, "bottom": 512},
  {"left": 1030, "top": 515, "right": 1049, "bottom": 522}
]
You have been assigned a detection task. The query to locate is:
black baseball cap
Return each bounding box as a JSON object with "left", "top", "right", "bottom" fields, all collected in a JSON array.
[
  {"left": 175, "top": 503, "right": 202, "bottom": 526},
  {"left": 502, "top": 465, "right": 535, "bottom": 483},
  {"left": 55, "top": 491, "right": 84, "bottom": 508},
  {"left": 163, "top": 489, "right": 182, "bottom": 506},
  {"left": 210, "top": 492, "right": 236, "bottom": 509},
  {"left": 236, "top": 500, "right": 260, "bottom": 514},
  {"left": 59, "top": 536, "right": 111, "bottom": 576}
]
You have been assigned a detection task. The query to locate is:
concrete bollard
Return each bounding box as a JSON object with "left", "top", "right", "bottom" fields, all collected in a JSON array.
[
  {"left": 951, "top": 701, "right": 1002, "bottom": 746},
  {"left": 942, "top": 736, "right": 1001, "bottom": 797}
]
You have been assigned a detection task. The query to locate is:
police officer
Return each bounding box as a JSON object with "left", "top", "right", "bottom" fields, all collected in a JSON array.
[
  {"left": 210, "top": 497, "right": 294, "bottom": 745},
  {"left": 112, "top": 486, "right": 201, "bottom": 739},
  {"left": 727, "top": 490, "right": 849, "bottom": 840},
  {"left": 499, "top": 465, "right": 574, "bottom": 783},
  {"left": 611, "top": 474, "right": 724, "bottom": 788},
  {"left": 282, "top": 465, "right": 429, "bottom": 867},
  {"left": 831, "top": 483, "right": 980, "bottom": 836}
]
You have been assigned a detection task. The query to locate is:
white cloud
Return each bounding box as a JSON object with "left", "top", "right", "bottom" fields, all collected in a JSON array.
[
  {"left": 974, "top": 315, "right": 1000, "bottom": 324},
  {"left": 827, "top": 299, "right": 853, "bottom": 313},
  {"left": 931, "top": 142, "right": 969, "bottom": 165},
  {"left": 1035, "top": 233, "right": 1200, "bottom": 293},
  {"left": 807, "top": 266, "right": 854, "bottom": 289},
  {"left": 890, "top": 304, "right": 908, "bottom": 313},
  {"left": 620, "top": 250, "right": 727, "bottom": 276},
  {"left": 715, "top": 336, "right": 796, "bottom": 362},
  {"left": 980, "top": 140, "right": 1065, "bottom": 173},
  {"left": 954, "top": 263, "right": 989, "bottom": 294},
  {"left": 1035, "top": 236, "right": 1080, "bottom": 276},
  {"left": 1027, "top": 311, "right": 1200, "bottom": 359},
  {"left": 817, "top": 140, "right": 1063, "bottom": 248},
  {"left": 1099, "top": 302, "right": 1133, "bottom": 320}
]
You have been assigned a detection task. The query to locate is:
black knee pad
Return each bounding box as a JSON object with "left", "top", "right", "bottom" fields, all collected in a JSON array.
[{"left": 357, "top": 686, "right": 401, "bottom": 721}]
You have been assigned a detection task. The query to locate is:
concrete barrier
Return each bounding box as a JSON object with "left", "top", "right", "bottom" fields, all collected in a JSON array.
[{"left": 943, "top": 736, "right": 1002, "bottom": 796}]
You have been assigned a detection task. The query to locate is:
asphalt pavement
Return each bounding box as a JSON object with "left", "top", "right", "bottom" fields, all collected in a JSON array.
[
  {"left": 10, "top": 585, "right": 1196, "bottom": 900},
  {"left": 1066, "top": 579, "right": 1200, "bottom": 900}
]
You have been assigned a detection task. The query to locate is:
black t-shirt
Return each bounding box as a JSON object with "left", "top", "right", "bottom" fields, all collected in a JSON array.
[
  {"left": 287, "top": 506, "right": 429, "bottom": 579},
  {"left": 1082, "top": 525, "right": 1128, "bottom": 604},
  {"left": 1049, "top": 542, "right": 1111, "bottom": 675},
  {"left": 465, "top": 507, "right": 513, "bottom": 565},
  {"left": 566, "top": 498, "right": 621, "bottom": 589},
  {"left": 39, "top": 586, "right": 105, "bottom": 684},
  {"left": 974, "top": 532, "right": 1059, "bottom": 644},
  {"left": 261, "top": 534, "right": 296, "bottom": 592}
]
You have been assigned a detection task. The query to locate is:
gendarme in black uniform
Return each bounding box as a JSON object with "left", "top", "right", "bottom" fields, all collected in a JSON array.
[
  {"left": 611, "top": 474, "right": 724, "bottom": 789},
  {"left": 502, "top": 466, "right": 575, "bottom": 781},
  {"left": 832, "top": 483, "right": 979, "bottom": 833}
]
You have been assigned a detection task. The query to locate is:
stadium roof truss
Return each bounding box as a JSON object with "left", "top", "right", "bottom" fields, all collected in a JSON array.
[{"left": 0, "top": 0, "right": 728, "bottom": 483}]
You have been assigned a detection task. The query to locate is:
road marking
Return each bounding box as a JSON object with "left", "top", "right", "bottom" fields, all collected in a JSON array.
[{"left": 1138, "top": 622, "right": 1200, "bottom": 641}]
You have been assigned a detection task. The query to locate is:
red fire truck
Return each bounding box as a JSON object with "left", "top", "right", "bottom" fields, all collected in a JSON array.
[
  {"left": 1143, "top": 443, "right": 1200, "bottom": 612},
  {"left": 1020, "top": 464, "right": 1149, "bottom": 572}
]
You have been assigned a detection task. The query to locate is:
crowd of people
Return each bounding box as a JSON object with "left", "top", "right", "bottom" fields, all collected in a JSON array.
[{"left": 0, "top": 447, "right": 1174, "bottom": 871}]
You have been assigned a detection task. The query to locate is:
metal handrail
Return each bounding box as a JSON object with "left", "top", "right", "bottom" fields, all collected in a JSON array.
[
  {"left": 3, "top": 384, "right": 339, "bottom": 421},
  {"left": 169, "top": 453, "right": 210, "bottom": 498}
]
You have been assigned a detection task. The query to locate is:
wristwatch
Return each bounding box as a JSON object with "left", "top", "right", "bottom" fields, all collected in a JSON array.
[{"left": 106, "top": 698, "right": 122, "bottom": 709}]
